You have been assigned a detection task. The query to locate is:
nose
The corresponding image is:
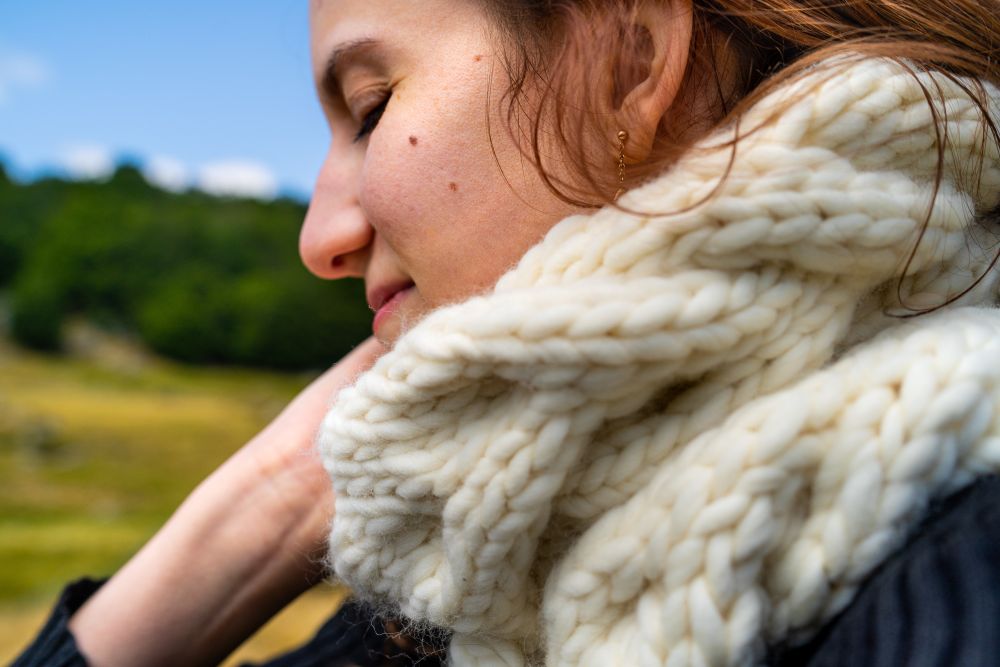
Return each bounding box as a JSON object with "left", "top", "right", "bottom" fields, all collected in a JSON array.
[{"left": 299, "top": 145, "right": 373, "bottom": 280}]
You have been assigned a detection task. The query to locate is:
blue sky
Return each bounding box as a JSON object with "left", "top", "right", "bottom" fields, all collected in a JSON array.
[{"left": 1, "top": 0, "right": 327, "bottom": 200}]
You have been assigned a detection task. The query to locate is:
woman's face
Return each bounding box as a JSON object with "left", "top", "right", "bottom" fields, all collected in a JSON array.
[{"left": 303, "top": 0, "right": 580, "bottom": 345}]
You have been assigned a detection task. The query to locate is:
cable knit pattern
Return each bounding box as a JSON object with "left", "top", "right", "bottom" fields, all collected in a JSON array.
[{"left": 319, "top": 57, "right": 1000, "bottom": 666}]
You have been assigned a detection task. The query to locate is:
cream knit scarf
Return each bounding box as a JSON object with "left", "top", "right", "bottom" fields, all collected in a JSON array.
[{"left": 319, "top": 57, "right": 1000, "bottom": 666}]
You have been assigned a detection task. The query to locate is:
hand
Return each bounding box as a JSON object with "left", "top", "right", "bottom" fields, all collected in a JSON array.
[{"left": 69, "top": 337, "right": 386, "bottom": 667}]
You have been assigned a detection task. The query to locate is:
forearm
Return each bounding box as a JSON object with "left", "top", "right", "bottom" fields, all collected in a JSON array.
[
  {"left": 66, "top": 338, "right": 382, "bottom": 667},
  {"left": 68, "top": 446, "right": 332, "bottom": 667}
]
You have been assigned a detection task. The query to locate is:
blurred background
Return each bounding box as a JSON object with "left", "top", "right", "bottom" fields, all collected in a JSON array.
[{"left": 0, "top": 1, "right": 369, "bottom": 662}]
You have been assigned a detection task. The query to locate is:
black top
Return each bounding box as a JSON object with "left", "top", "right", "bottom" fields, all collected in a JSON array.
[
  {"left": 10, "top": 581, "right": 446, "bottom": 667},
  {"left": 769, "top": 475, "right": 1000, "bottom": 667},
  {"left": 14, "top": 476, "right": 1000, "bottom": 667}
]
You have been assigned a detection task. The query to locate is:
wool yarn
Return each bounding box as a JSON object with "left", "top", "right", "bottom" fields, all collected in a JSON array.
[{"left": 319, "top": 56, "right": 1000, "bottom": 666}]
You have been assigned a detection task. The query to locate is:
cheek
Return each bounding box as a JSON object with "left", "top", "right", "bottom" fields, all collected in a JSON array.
[
  {"left": 359, "top": 110, "right": 504, "bottom": 287},
  {"left": 358, "top": 133, "right": 426, "bottom": 246},
  {"left": 356, "top": 81, "right": 564, "bottom": 307},
  {"left": 358, "top": 60, "right": 499, "bottom": 232}
]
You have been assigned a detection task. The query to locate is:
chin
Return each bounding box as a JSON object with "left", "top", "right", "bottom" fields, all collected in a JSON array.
[
  {"left": 374, "top": 303, "right": 428, "bottom": 348},
  {"left": 374, "top": 325, "right": 401, "bottom": 348}
]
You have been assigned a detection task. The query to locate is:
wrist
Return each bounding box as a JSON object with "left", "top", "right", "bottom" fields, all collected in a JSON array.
[{"left": 188, "top": 448, "right": 331, "bottom": 576}]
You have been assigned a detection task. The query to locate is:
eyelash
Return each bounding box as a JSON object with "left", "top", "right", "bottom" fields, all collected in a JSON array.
[{"left": 353, "top": 93, "right": 391, "bottom": 143}]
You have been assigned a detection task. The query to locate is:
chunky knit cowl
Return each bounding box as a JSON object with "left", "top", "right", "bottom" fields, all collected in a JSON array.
[{"left": 319, "top": 57, "right": 1000, "bottom": 666}]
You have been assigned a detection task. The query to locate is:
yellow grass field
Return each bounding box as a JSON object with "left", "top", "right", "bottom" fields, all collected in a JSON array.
[{"left": 0, "top": 337, "right": 349, "bottom": 665}]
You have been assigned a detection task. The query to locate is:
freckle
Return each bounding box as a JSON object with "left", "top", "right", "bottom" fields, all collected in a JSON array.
[
  {"left": 474, "top": 55, "right": 483, "bottom": 62},
  {"left": 449, "top": 182, "right": 459, "bottom": 192},
  {"left": 409, "top": 136, "right": 418, "bottom": 146}
]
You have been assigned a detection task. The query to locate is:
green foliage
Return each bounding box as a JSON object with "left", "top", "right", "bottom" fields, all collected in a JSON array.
[
  {"left": 136, "top": 265, "right": 237, "bottom": 364},
  {"left": 10, "top": 271, "right": 64, "bottom": 351},
  {"left": 227, "top": 272, "right": 370, "bottom": 369},
  {"left": 0, "top": 160, "right": 370, "bottom": 369},
  {"left": 0, "top": 176, "right": 68, "bottom": 286}
]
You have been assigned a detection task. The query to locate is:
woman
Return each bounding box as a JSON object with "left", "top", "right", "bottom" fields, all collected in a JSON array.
[{"left": 16, "top": 0, "right": 1000, "bottom": 665}]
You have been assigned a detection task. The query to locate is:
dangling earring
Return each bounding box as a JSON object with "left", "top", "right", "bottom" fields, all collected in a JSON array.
[{"left": 614, "top": 130, "right": 628, "bottom": 201}]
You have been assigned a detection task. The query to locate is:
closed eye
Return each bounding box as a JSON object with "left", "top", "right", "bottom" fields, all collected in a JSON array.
[{"left": 353, "top": 94, "right": 391, "bottom": 143}]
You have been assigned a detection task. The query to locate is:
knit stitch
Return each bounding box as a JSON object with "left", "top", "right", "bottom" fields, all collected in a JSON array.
[{"left": 319, "top": 56, "right": 1000, "bottom": 666}]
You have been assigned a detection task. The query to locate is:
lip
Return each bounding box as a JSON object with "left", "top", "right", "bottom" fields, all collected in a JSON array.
[
  {"left": 367, "top": 280, "right": 415, "bottom": 313},
  {"left": 372, "top": 283, "right": 414, "bottom": 335}
]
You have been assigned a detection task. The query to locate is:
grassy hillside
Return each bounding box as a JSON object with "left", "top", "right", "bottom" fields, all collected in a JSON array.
[{"left": 0, "top": 335, "right": 348, "bottom": 664}]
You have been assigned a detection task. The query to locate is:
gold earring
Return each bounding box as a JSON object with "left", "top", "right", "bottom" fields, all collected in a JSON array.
[{"left": 614, "top": 130, "right": 628, "bottom": 201}]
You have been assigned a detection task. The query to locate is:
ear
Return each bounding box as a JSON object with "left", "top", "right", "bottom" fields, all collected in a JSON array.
[{"left": 612, "top": 0, "right": 693, "bottom": 163}]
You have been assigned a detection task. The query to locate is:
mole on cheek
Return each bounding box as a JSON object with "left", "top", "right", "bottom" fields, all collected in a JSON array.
[
  {"left": 449, "top": 182, "right": 459, "bottom": 192},
  {"left": 474, "top": 55, "right": 483, "bottom": 62},
  {"left": 409, "top": 136, "right": 418, "bottom": 146}
]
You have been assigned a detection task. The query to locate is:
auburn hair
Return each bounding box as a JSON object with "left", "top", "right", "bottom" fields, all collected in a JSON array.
[{"left": 483, "top": 0, "right": 1000, "bottom": 310}]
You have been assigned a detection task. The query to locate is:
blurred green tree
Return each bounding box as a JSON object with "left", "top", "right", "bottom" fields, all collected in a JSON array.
[{"left": 1, "top": 160, "right": 370, "bottom": 369}]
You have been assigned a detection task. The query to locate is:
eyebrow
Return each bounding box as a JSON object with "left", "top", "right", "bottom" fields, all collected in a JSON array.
[{"left": 320, "top": 37, "right": 381, "bottom": 99}]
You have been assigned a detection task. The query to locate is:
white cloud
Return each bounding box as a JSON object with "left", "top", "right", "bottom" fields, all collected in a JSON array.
[
  {"left": 197, "top": 160, "right": 278, "bottom": 200},
  {"left": 60, "top": 145, "right": 114, "bottom": 181},
  {"left": 143, "top": 155, "right": 189, "bottom": 192},
  {"left": 0, "top": 52, "right": 51, "bottom": 105}
]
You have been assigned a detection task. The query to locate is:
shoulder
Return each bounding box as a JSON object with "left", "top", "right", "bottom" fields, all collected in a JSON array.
[{"left": 770, "top": 475, "right": 1000, "bottom": 667}]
